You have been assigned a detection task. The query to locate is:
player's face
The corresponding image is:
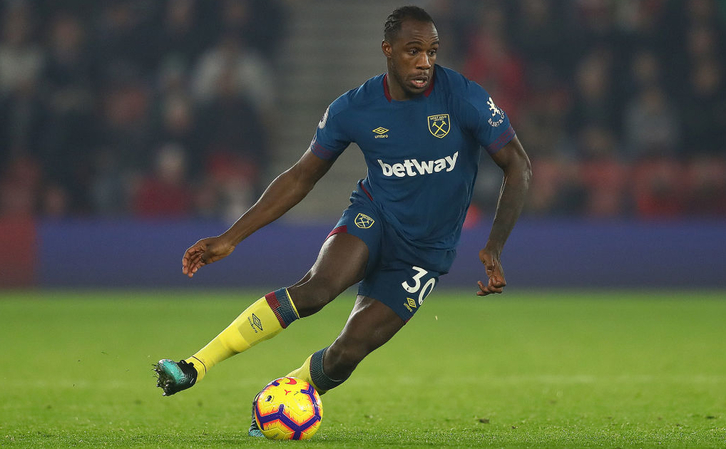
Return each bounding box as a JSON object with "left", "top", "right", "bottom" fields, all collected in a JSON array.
[{"left": 382, "top": 20, "right": 439, "bottom": 100}]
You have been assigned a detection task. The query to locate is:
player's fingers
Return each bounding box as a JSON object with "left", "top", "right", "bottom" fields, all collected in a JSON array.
[
  {"left": 184, "top": 252, "right": 198, "bottom": 267},
  {"left": 192, "top": 256, "right": 206, "bottom": 270},
  {"left": 182, "top": 252, "right": 197, "bottom": 270},
  {"left": 491, "top": 274, "right": 507, "bottom": 288},
  {"left": 477, "top": 279, "right": 503, "bottom": 295},
  {"left": 183, "top": 258, "right": 198, "bottom": 277},
  {"left": 489, "top": 276, "right": 505, "bottom": 291},
  {"left": 476, "top": 280, "right": 493, "bottom": 296},
  {"left": 183, "top": 246, "right": 203, "bottom": 263},
  {"left": 477, "top": 288, "right": 497, "bottom": 296},
  {"left": 182, "top": 253, "right": 194, "bottom": 275},
  {"left": 186, "top": 252, "right": 206, "bottom": 275}
]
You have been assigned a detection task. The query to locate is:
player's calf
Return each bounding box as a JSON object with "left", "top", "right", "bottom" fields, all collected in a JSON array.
[{"left": 321, "top": 341, "right": 366, "bottom": 382}]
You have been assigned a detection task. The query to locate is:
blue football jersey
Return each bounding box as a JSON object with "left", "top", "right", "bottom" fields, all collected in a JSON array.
[{"left": 310, "top": 65, "right": 515, "bottom": 270}]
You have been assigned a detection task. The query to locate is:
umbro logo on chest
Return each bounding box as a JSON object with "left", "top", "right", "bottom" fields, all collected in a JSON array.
[{"left": 372, "top": 127, "right": 389, "bottom": 139}]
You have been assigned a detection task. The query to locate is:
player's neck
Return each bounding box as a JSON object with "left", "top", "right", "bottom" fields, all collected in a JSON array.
[{"left": 385, "top": 73, "right": 417, "bottom": 101}]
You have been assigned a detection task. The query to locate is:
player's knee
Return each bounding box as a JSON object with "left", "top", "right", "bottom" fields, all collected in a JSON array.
[{"left": 288, "top": 282, "right": 339, "bottom": 317}]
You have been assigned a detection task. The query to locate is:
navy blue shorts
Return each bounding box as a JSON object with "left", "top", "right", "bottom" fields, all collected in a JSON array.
[{"left": 328, "top": 201, "right": 441, "bottom": 322}]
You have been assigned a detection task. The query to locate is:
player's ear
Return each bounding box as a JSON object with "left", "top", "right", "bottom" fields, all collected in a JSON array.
[{"left": 382, "top": 40, "right": 392, "bottom": 58}]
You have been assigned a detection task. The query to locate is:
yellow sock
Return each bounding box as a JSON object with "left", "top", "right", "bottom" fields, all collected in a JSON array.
[
  {"left": 286, "top": 355, "right": 319, "bottom": 391},
  {"left": 286, "top": 348, "right": 347, "bottom": 395},
  {"left": 186, "top": 288, "right": 299, "bottom": 381}
]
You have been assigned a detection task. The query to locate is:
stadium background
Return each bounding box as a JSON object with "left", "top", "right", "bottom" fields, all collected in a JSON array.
[{"left": 0, "top": 0, "right": 725, "bottom": 289}]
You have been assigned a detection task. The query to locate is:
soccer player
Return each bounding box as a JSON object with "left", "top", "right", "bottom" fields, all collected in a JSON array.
[{"left": 155, "top": 5, "right": 531, "bottom": 436}]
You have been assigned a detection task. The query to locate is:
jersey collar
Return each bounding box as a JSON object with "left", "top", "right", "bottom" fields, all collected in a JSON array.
[{"left": 383, "top": 67, "right": 436, "bottom": 102}]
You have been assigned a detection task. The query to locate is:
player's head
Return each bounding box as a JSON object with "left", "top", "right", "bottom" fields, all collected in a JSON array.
[{"left": 382, "top": 6, "right": 439, "bottom": 100}]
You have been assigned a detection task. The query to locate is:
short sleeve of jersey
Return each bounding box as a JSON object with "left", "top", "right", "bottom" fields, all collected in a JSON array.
[
  {"left": 458, "top": 80, "right": 515, "bottom": 155},
  {"left": 309, "top": 96, "right": 352, "bottom": 161}
]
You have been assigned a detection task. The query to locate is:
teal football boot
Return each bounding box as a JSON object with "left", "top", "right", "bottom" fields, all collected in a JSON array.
[
  {"left": 248, "top": 393, "right": 264, "bottom": 437},
  {"left": 154, "top": 359, "right": 198, "bottom": 396}
]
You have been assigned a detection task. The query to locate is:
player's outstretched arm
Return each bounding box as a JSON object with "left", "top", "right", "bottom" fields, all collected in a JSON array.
[
  {"left": 182, "top": 236, "right": 235, "bottom": 277},
  {"left": 477, "top": 135, "right": 531, "bottom": 296},
  {"left": 182, "top": 150, "right": 335, "bottom": 278}
]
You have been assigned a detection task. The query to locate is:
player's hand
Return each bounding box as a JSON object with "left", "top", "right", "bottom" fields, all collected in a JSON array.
[
  {"left": 477, "top": 248, "right": 506, "bottom": 296},
  {"left": 182, "top": 236, "right": 235, "bottom": 278}
]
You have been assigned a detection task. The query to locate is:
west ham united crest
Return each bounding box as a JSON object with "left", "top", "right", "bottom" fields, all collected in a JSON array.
[
  {"left": 354, "top": 213, "right": 375, "bottom": 229},
  {"left": 427, "top": 114, "right": 450, "bottom": 138}
]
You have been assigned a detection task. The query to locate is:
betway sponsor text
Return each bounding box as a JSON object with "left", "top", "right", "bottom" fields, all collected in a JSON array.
[{"left": 377, "top": 151, "right": 458, "bottom": 177}]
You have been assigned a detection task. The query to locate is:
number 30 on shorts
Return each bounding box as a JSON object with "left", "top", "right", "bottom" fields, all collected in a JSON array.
[{"left": 401, "top": 266, "right": 437, "bottom": 306}]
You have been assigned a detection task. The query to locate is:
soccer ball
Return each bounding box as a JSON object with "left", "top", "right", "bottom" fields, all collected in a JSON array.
[{"left": 253, "top": 377, "right": 323, "bottom": 440}]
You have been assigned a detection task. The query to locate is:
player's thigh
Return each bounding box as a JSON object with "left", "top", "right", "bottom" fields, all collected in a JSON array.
[
  {"left": 307, "top": 232, "right": 369, "bottom": 288},
  {"left": 288, "top": 233, "right": 368, "bottom": 314},
  {"left": 290, "top": 201, "right": 382, "bottom": 302}
]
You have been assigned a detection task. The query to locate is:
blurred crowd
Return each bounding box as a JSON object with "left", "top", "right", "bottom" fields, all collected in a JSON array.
[
  {"left": 0, "top": 0, "right": 725, "bottom": 220},
  {"left": 443, "top": 0, "right": 726, "bottom": 219},
  {"left": 0, "top": 0, "right": 287, "bottom": 220}
]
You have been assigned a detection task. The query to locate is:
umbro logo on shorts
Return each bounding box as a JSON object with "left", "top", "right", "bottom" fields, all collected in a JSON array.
[{"left": 403, "top": 297, "right": 418, "bottom": 312}]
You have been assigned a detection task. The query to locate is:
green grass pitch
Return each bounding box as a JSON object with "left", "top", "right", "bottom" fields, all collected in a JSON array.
[{"left": 1, "top": 289, "right": 725, "bottom": 448}]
